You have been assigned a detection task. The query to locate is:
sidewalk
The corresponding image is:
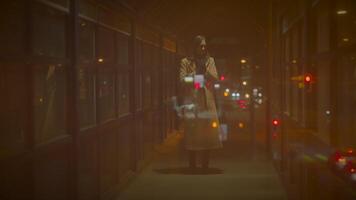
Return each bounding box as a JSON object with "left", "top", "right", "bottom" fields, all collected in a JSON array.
[{"left": 116, "top": 131, "right": 287, "bottom": 200}]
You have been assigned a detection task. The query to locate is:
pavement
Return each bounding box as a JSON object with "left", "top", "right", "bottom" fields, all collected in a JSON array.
[{"left": 116, "top": 129, "right": 288, "bottom": 200}]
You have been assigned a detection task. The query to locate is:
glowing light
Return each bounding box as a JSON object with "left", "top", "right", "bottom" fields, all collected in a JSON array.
[
  {"left": 240, "top": 59, "right": 247, "bottom": 64},
  {"left": 236, "top": 93, "right": 240, "bottom": 97},
  {"left": 98, "top": 58, "right": 104, "bottom": 63},
  {"left": 232, "top": 93, "right": 236, "bottom": 97},
  {"left": 212, "top": 121, "right": 218, "bottom": 128},
  {"left": 343, "top": 38, "right": 350, "bottom": 42},
  {"left": 224, "top": 92, "right": 229, "bottom": 97},
  {"left": 184, "top": 76, "right": 194, "bottom": 83},
  {"left": 245, "top": 93, "right": 250, "bottom": 98},
  {"left": 39, "top": 98, "right": 43, "bottom": 103},
  {"left": 258, "top": 93, "right": 262, "bottom": 97},
  {"left": 326, "top": 110, "right": 331, "bottom": 115},
  {"left": 292, "top": 60, "right": 297, "bottom": 64},
  {"left": 214, "top": 83, "right": 220, "bottom": 89},
  {"left": 220, "top": 75, "right": 225, "bottom": 81},
  {"left": 238, "top": 122, "right": 244, "bottom": 128},
  {"left": 242, "top": 81, "right": 247, "bottom": 86},
  {"left": 337, "top": 10, "right": 348, "bottom": 15},
  {"left": 304, "top": 75, "right": 311, "bottom": 83},
  {"left": 272, "top": 119, "right": 279, "bottom": 126},
  {"left": 194, "top": 83, "right": 200, "bottom": 89},
  {"left": 225, "top": 88, "right": 230, "bottom": 92}
]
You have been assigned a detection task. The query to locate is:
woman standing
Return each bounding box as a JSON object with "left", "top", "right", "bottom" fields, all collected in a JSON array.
[{"left": 178, "top": 35, "right": 222, "bottom": 170}]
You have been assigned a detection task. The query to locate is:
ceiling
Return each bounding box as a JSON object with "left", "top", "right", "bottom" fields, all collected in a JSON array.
[{"left": 118, "top": 1, "right": 268, "bottom": 40}]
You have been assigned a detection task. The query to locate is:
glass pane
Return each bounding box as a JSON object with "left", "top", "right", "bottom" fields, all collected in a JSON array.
[
  {"left": 78, "top": 68, "right": 95, "bottom": 128},
  {"left": 336, "top": 0, "right": 356, "bottom": 47},
  {"left": 0, "top": 66, "right": 26, "bottom": 156},
  {"left": 79, "top": 0, "right": 97, "bottom": 19},
  {"left": 97, "top": 72, "right": 115, "bottom": 122},
  {"left": 117, "top": 73, "right": 130, "bottom": 116},
  {"left": 32, "top": 3, "right": 66, "bottom": 58},
  {"left": 117, "top": 33, "right": 129, "bottom": 65},
  {"left": 79, "top": 19, "right": 95, "bottom": 63},
  {"left": 316, "top": 2, "right": 330, "bottom": 52},
  {"left": 135, "top": 72, "right": 142, "bottom": 110},
  {"left": 337, "top": 54, "right": 356, "bottom": 147},
  {"left": 33, "top": 64, "right": 67, "bottom": 143},
  {"left": 143, "top": 71, "right": 151, "bottom": 108},
  {"left": 0, "top": 1, "right": 25, "bottom": 57},
  {"left": 97, "top": 27, "right": 115, "bottom": 64},
  {"left": 152, "top": 70, "right": 159, "bottom": 107}
]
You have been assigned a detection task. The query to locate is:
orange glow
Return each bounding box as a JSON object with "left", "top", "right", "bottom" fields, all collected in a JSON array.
[
  {"left": 212, "top": 121, "right": 218, "bottom": 128},
  {"left": 305, "top": 75, "right": 311, "bottom": 83},
  {"left": 224, "top": 92, "right": 229, "bottom": 97},
  {"left": 238, "top": 122, "right": 244, "bottom": 128}
]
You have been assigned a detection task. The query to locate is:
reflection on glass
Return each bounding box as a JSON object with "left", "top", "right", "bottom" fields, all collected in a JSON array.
[
  {"left": 117, "top": 73, "right": 130, "bottom": 116},
  {"left": 78, "top": 68, "right": 96, "bottom": 128},
  {"left": 33, "top": 65, "right": 67, "bottom": 143},
  {"left": 136, "top": 72, "right": 142, "bottom": 111},
  {"left": 143, "top": 72, "right": 151, "bottom": 109},
  {"left": 32, "top": 3, "right": 66, "bottom": 58},
  {"left": 97, "top": 72, "right": 115, "bottom": 122},
  {"left": 97, "top": 27, "right": 115, "bottom": 64},
  {"left": 117, "top": 34, "right": 129, "bottom": 65},
  {"left": 79, "top": 19, "right": 95, "bottom": 63}
]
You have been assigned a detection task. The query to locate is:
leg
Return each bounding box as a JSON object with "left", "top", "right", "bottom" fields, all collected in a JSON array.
[
  {"left": 189, "top": 150, "right": 197, "bottom": 169},
  {"left": 202, "top": 150, "right": 210, "bottom": 169}
]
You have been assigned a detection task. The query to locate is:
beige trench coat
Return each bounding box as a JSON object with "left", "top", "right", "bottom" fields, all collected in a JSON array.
[{"left": 179, "top": 56, "right": 222, "bottom": 150}]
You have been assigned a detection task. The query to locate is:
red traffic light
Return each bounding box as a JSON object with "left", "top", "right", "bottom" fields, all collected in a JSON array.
[{"left": 272, "top": 119, "right": 279, "bottom": 126}]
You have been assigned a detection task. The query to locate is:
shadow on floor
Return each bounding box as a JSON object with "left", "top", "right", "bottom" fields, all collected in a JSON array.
[{"left": 153, "top": 167, "right": 224, "bottom": 175}]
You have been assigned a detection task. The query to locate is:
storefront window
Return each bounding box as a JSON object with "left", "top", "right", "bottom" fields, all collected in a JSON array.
[
  {"left": 336, "top": 0, "right": 356, "bottom": 47},
  {"left": 97, "top": 27, "right": 115, "bottom": 64},
  {"left": 117, "top": 73, "right": 130, "bottom": 116},
  {"left": 136, "top": 72, "right": 142, "bottom": 111},
  {"left": 117, "top": 33, "right": 129, "bottom": 65},
  {"left": 143, "top": 71, "right": 151, "bottom": 109},
  {"left": 33, "top": 64, "right": 67, "bottom": 143},
  {"left": 337, "top": 54, "right": 356, "bottom": 147},
  {"left": 78, "top": 68, "right": 96, "bottom": 128},
  {"left": 97, "top": 72, "right": 115, "bottom": 122},
  {"left": 32, "top": 3, "right": 66, "bottom": 58},
  {"left": 79, "top": 19, "right": 95, "bottom": 64}
]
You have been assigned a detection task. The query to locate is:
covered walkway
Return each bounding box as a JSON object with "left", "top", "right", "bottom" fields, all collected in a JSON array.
[{"left": 116, "top": 131, "right": 287, "bottom": 200}]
